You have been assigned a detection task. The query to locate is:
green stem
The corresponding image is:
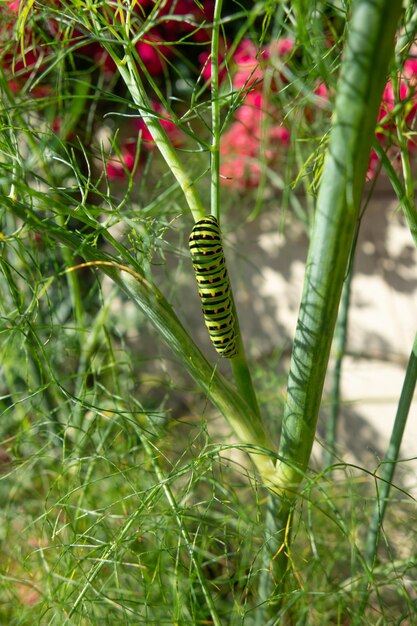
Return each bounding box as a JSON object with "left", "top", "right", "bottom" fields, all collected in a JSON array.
[
  {"left": 141, "top": 435, "right": 222, "bottom": 626},
  {"left": 355, "top": 46, "right": 417, "bottom": 621},
  {"left": 256, "top": 494, "right": 293, "bottom": 623},
  {"left": 116, "top": 270, "right": 275, "bottom": 480},
  {"left": 365, "top": 330, "right": 417, "bottom": 566},
  {"left": 353, "top": 330, "right": 417, "bottom": 625},
  {"left": 79, "top": 10, "right": 265, "bottom": 457},
  {"left": 275, "top": 0, "right": 403, "bottom": 495},
  {"left": 209, "top": 2, "right": 263, "bottom": 426},
  {"left": 395, "top": 5, "right": 417, "bottom": 65},
  {"left": 113, "top": 49, "right": 205, "bottom": 222},
  {"left": 71, "top": 295, "right": 114, "bottom": 442},
  {"left": 210, "top": 0, "right": 223, "bottom": 222},
  {"left": 220, "top": 267, "right": 266, "bottom": 419},
  {"left": 80, "top": 8, "right": 205, "bottom": 221},
  {"left": 323, "top": 260, "right": 354, "bottom": 468},
  {"left": 1, "top": 85, "right": 86, "bottom": 338},
  {"left": 68, "top": 480, "right": 164, "bottom": 619},
  {"left": 229, "top": 303, "right": 263, "bottom": 422},
  {"left": 7, "top": 198, "right": 277, "bottom": 486},
  {"left": 394, "top": 72, "right": 417, "bottom": 240},
  {"left": 56, "top": 215, "right": 86, "bottom": 335},
  {"left": 373, "top": 140, "right": 417, "bottom": 248}
]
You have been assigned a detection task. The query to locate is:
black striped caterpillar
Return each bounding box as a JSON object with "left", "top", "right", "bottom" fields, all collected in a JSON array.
[{"left": 189, "top": 216, "right": 238, "bottom": 358}]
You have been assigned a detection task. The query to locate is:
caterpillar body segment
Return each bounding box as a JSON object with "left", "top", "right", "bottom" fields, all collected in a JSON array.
[{"left": 189, "top": 216, "right": 238, "bottom": 358}]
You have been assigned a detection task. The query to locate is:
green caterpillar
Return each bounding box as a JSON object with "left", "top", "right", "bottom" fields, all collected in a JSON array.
[{"left": 189, "top": 215, "right": 238, "bottom": 358}]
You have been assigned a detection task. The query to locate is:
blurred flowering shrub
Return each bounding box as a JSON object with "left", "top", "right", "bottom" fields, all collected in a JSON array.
[
  {"left": 219, "top": 38, "right": 294, "bottom": 189},
  {"left": 368, "top": 55, "right": 417, "bottom": 179},
  {"left": 1, "top": 0, "right": 417, "bottom": 190},
  {"left": 1, "top": 1, "right": 50, "bottom": 95}
]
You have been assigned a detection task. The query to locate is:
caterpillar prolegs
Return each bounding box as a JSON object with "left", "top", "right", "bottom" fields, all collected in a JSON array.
[{"left": 189, "top": 216, "right": 238, "bottom": 358}]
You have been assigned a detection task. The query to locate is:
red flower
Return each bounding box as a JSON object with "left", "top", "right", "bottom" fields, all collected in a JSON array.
[
  {"left": 136, "top": 29, "right": 171, "bottom": 76},
  {"left": 132, "top": 0, "right": 154, "bottom": 11},
  {"left": 4, "top": 0, "right": 21, "bottom": 13},
  {"left": 366, "top": 149, "right": 380, "bottom": 181},
  {"left": 0, "top": 4, "right": 49, "bottom": 95},
  {"left": 220, "top": 108, "right": 290, "bottom": 189},
  {"left": 106, "top": 142, "right": 138, "bottom": 180},
  {"left": 232, "top": 39, "right": 264, "bottom": 91},
  {"left": 263, "top": 37, "right": 296, "bottom": 86},
  {"left": 404, "top": 58, "right": 417, "bottom": 84},
  {"left": 268, "top": 125, "right": 291, "bottom": 148},
  {"left": 275, "top": 37, "right": 295, "bottom": 57},
  {"left": 218, "top": 37, "right": 295, "bottom": 189},
  {"left": 93, "top": 48, "right": 117, "bottom": 76},
  {"left": 133, "top": 101, "right": 183, "bottom": 147},
  {"left": 265, "top": 37, "right": 295, "bottom": 59},
  {"left": 314, "top": 82, "right": 329, "bottom": 102},
  {"left": 378, "top": 77, "right": 417, "bottom": 132},
  {"left": 159, "top": 0, "right": 214, "bottom": 44},
  {"left": 234, "top": 91, "right": 264, "bottom": 133},
  {"left": 198, "top": 48, "right": 227, "bottom": 85}
]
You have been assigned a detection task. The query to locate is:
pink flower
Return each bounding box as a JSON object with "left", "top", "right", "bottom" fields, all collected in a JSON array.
[
  {"left": 276, "top": 37, "right": 295, "bottom": 57},
  {"left": 95, "top": 49, "right": 117, "bottom": 76},
  {"left": 220, "top": 157, "right": 247, "bottom": 188},
  {"left": 232, "top": 39, "right": 264, "bottom": 91},
  {"left": 106, "top": 142, "right": 138, "bottom": 180},
  {"left": 268, "top": 125, "right": 291, "bottom": 147},
  {"left": 314, "top": 82, "right": 329, "bottom": 101},
  {"left": 219, "top": 110, "right": 290, "bottom": 189},
  {"left": 261, "top": 37, "right": 296, "bottom": 85},
  {"left": 404, "top": 58, "right": 417, "bottom": 83},
  {"left": 381, "top": 80, "right": 407, "bottom": 114},
  {"left": 159, "top": 0, "right": 214, "bottom": 44},
  {"left": 266, "top": 37, "right": 295, "bottom": 59},
  {"left": 366, "top": 149, "right": 380, "bottom": 181},
  {"left": 5, "top": 0, "right": 21, "bottom": 13},
  {"left": 378, "top": 78, "right": 417, "bottom": 129},
  {"left": 198, "top": 48, "right": 227, "bottom": 84},
  {"left": 371, "top": 67, "right": 417, "bottom": 179},
  {"left": 0, "top": 7, "right": 50, "bottom": 95},
  {"left": 300, "top": 81, "right": 330, "bottom": 123},
  {"left": 231, "top": 37, "right": 295, "bottom": 94},
  {"left": 233, "top": 39, "right": 259, "bottom": 66},
  {"left": 136, "top": 29, "right": 171, "bottom": 76},
  {"left": 198, "top": 50, "right": 212, "bottom": 83},
  {"left": 133, "top": 101, "right": 183, "bottom": 147},
  {"left": 220, "top": 121, "right": 260, "bottom": 158},
  {"left": 218, "top": 38, "right": 295, "bottom": 190},
  {"left": 234, "top": 91, "right": 264, "bottom": 133},
  {"left": 220, "top": 157, "right": 262, "bottom": 189},
  {"left": 220, "top": 151, "right": 261, "bottom": 189},
  {"left": 105, "top": 103, "right": 183, "bottom": 181},
  {"left": 132, "top": 0, "right": 153, "bottom": 11}
]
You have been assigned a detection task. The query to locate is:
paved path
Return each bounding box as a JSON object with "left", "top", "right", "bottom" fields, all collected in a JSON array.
[{"left": 223, "top": 195, "right": 417, "bottom": 496}]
